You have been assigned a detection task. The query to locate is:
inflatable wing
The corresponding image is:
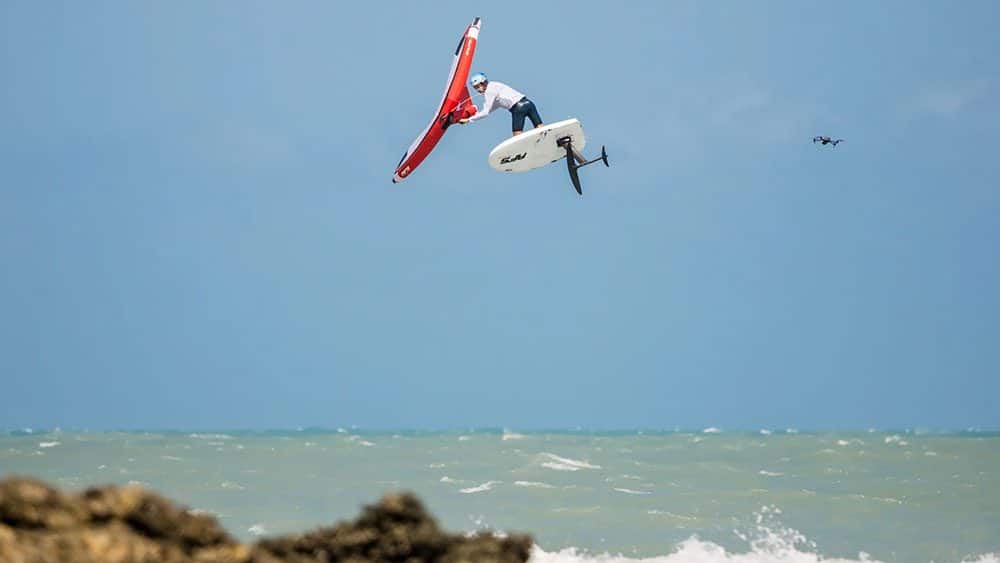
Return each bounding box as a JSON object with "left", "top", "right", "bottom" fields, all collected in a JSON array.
[{"left": 392, "top": 17, "right": 481, "bottom": 183}]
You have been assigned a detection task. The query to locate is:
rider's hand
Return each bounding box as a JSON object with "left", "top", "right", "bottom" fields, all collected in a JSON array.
[{"left": 459, "top": 118, "right": 469, "bottom": 125}]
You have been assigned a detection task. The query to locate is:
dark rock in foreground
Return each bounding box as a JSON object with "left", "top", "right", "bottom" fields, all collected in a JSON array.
[{"left": 0, "top": 476, "right": 533, "bottom": 563}]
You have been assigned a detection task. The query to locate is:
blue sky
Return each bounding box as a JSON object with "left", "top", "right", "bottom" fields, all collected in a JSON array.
[{"left": 1, "top": 1, "right": 997, "bottom": 430}]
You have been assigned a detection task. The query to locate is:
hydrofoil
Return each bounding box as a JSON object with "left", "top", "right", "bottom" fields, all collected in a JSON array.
[{"left": 487, "top": 118, "right": 609, "bottom": 195}]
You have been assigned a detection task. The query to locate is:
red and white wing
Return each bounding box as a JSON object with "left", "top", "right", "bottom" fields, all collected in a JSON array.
[{"left": 392, "top": 17, "right": 480, "bottom": 184}]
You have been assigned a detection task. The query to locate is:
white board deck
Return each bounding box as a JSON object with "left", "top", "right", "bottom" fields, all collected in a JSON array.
[{"left": 488, "top": 118, "right": 586, "bottom": 173}]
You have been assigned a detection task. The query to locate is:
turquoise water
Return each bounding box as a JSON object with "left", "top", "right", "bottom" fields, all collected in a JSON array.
[{"left": 2, "top": 429, "right": 997, "bottom": 562}]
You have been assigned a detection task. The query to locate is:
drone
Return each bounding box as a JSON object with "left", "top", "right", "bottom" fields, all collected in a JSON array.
[{"left": 812, "top": 136, "right": 844, "bottom": 147}]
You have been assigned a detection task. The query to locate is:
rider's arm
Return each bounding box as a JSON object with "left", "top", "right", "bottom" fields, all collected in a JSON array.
[{"left": 467, "top": 91, "right": 495, "bottom": 122}]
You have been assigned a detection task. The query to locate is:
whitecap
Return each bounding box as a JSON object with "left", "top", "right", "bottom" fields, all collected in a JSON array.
[
  {"left": 459, "top": 480, "right": 501, "bottom": 494},
  {"left": 702, "top": 427, "right": 721, "bottom": 434},
  {"left": 188, "top": 433, "right": 233, "bottom": 440},
  {"left": 38, "top": 442, "right": 60, "bottom": 448},
  {"left": 613, "top": 487, "right": 651, "bottom": 495},
  {"left": 502, "top": 431, "right": 525, "bottom": 441},
  {"left": 759, "top": 429, "right": 772, "bottom": 435},
  {"left": 647, "top": 510, "right": 699, "bottom": 521},
  {"left": 849, "top": 493, "right": 903, "bottom": 505},
  {"left": 541, "top": 453, "right": 601, "bottom": 470},
  {"left": 220, "top": 481, "right": 245, "bottom": 490},
  {"left": 348, "top": 435, "right": 375, "bottom": 447},
  {"left": 247, "top": 524, "right": 267, "bottom": 537},
  {"left": 161, "top": 455, "right": 182, "bottom": 461},
  {"left": 532, "top": 534, "right": 895, "bottom": 563},
  {"left": 458, "top": 435, "right": 471, "bottom": 441},
  {"left": 514, "top": 481, "right": 555, "bottom": 489},
  {"left": 440, "top": 476, "right": 459, "bottom": 483},
  {"left": 759, "top": 470, "right": 784, "bottom": 477},
  {"left": 543, "top": 462, "right": 582, "bottom": 471}
]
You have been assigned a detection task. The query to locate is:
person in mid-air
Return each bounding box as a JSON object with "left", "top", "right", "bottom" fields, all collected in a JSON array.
[
  {"left": 813, "top": 136, "right": 843, "bottom": 146},
  {"left": 459, "top": 73, "right": 543, "bottom": 136}
]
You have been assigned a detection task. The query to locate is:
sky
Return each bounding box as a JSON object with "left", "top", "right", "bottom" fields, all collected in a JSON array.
[{"left": 1, "top": 1, "right": 998, "bottom": 431}]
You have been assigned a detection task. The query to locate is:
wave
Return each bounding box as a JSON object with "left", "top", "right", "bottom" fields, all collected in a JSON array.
[
  {"left": 187, "top": 433, "right": 234, "bottom": 440},
  {"left": 540, "top": 453, "right": 601, "bottom": 471},
  {"left": 612, "top": 488, "right": 650, "bottom": 496},
  {"left": 459, "top": 480, "right": 501, "bottom": 494},
  {"left": 515, "top": 481, "right": 556, "bottom": 489},
  {"left": 531, "top": 543, "right": 998, "bottom": 563}
]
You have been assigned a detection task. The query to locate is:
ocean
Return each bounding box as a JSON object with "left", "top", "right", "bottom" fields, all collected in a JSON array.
[{"left": 1, "top": 428, "right": 997, "bottom": 562}]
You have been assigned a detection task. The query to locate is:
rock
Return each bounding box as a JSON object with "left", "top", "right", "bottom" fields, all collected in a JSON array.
[{"left": 0, "top": 476, "right": 533, "bottom": 563}]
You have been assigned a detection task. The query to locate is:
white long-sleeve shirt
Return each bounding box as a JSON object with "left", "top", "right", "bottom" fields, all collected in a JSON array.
[{"left": 468, "top": 81, "right": 525, "bottom": 122}]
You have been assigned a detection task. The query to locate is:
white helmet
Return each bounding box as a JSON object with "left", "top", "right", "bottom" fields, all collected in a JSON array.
[{"left": 470, "top": 73, "right": 487, "bottom": 87}]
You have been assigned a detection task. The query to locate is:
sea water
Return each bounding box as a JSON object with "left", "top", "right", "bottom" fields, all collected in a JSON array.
[{"left": 1, "top": 428, "right": 997, "bottom": 563}]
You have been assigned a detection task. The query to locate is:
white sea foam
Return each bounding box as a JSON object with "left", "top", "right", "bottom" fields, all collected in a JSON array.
[
  {"left": 247, "top": 524, "right": 267, "bottom": 537},
  {"left": 702, "top": 427, "right": 721, "bottom": 434},
  {"left": 460, "top": 480, "right": 501, "bottom": 494},
  {"left": 161, "top": 455, "right": 182, "bottom": 461},
  {"left": 188, "top": 433, "right": 233, "bottom": 440},
  {"left": 428, "top": 463, "right": 446, "bottom": 469},
  {"left": 647, "top": 510, "right": 699, "bottom": 521},
  {"left": 849, "top": 494, "right": 903, "bottom": 505},
  {"left": 502, "top": 431, "right": 526, "bottom": 441},
  {"left": 348, "top": 435, "right": 375, "bottom": 447},
  {"left": 529, "top": 538, "right": 889, "bottom": 562},
  {"left": 883, "top": 435, "right": 908, "bottom": 446},
  {"left": 758, "top": 470, "right": 784, "bottom": 477},
  {"left": 515, "top": 481, "right": 556, "bottom": 489},
  {"left": 541, "top": 453, "right": 601, "bottom": 471},
  {"left": 440, "top": 476, "right": 460, "bottom": 483},
  {"left": 759, "top": 429, "right": 772, "bottom": 436},
  {"left": 38, "top": 442, "right": 60, "bottom": 448},
  {"left": 612, "top": 488, "right": 650, "bottom": 496},
  {"left": 220, "top": 481, "right": 245, "bottom": 490},
  {"left": 458, "top": 435, "right": 472, "bottom": 441}
]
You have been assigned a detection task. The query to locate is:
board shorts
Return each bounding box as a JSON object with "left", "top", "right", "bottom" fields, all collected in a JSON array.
[{"left": 510, "top": 98, "right": 542, "bottom": 132}]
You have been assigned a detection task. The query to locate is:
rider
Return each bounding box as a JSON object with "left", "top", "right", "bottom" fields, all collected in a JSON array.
[{"left": 459, "top": 73, "right": 543, "bottom": 136}]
